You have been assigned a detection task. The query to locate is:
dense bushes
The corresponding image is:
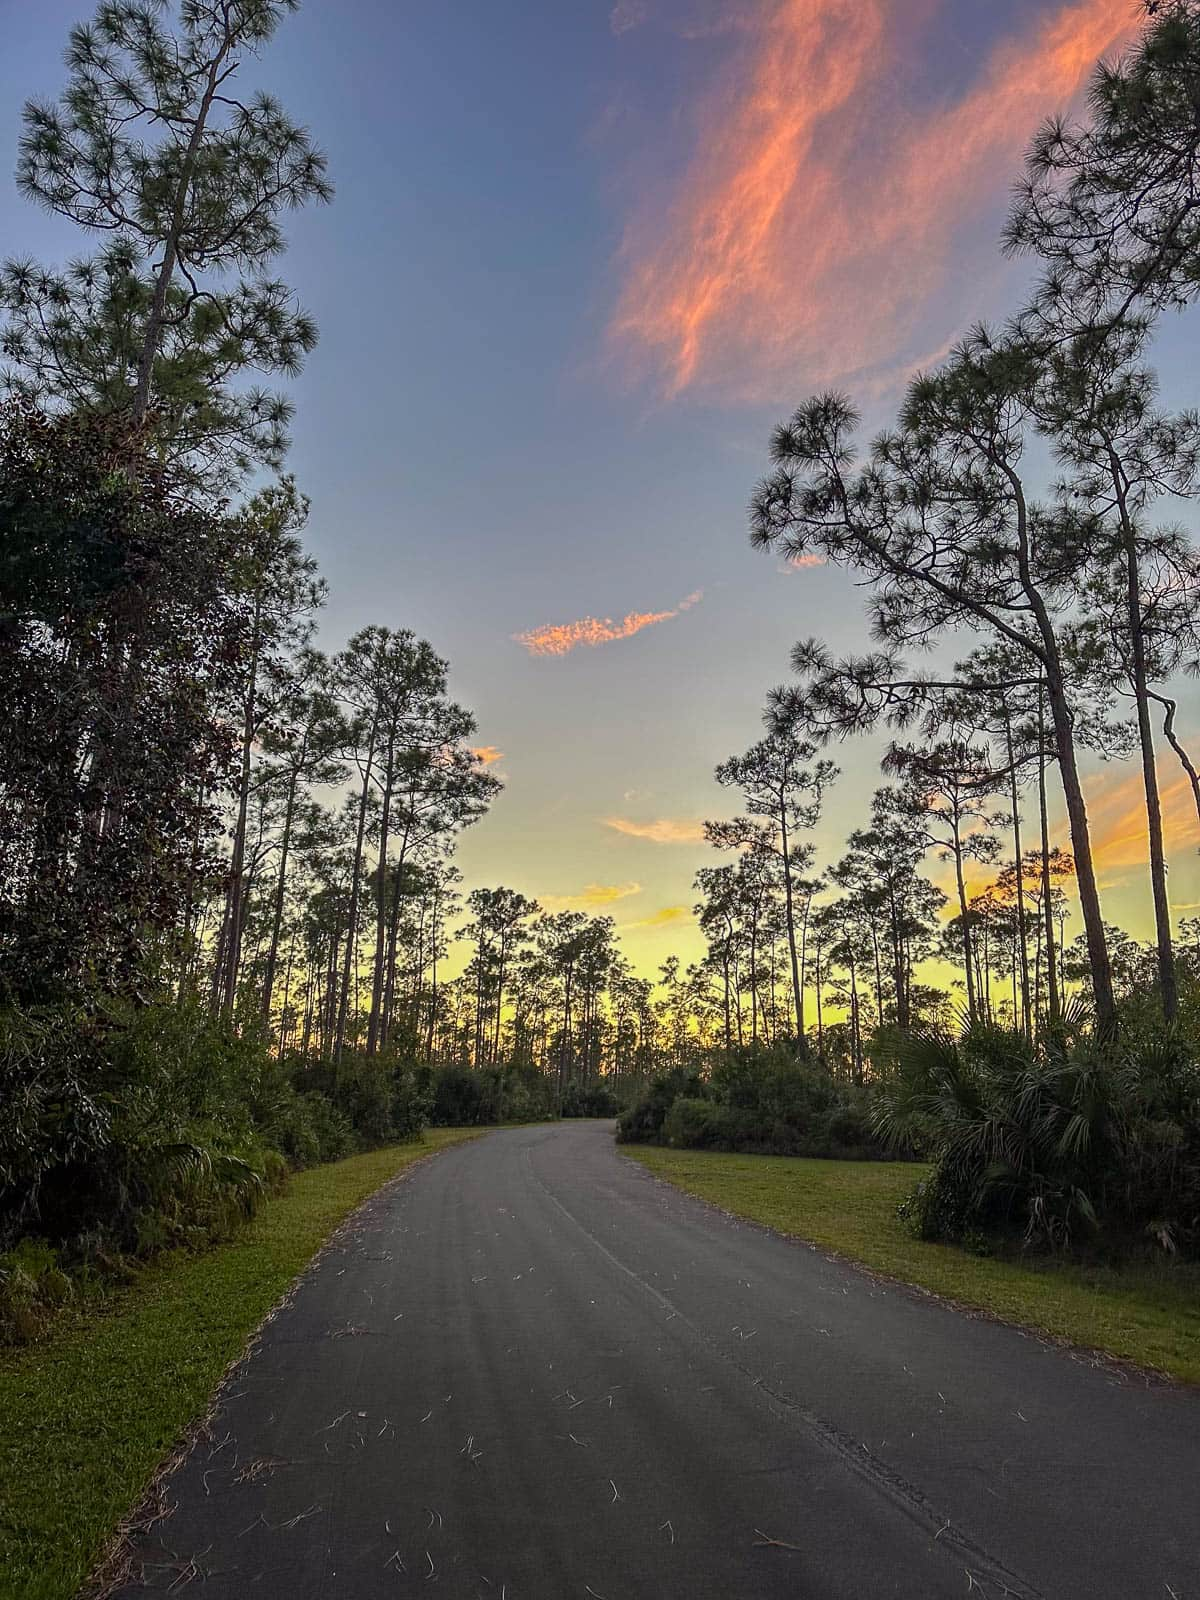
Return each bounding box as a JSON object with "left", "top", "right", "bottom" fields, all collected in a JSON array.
[
  {"left": 0, "top": 1000, "right": 446, "bottom": 1339},
  {"left": 423, "top": 1063, "right": 558, "bottom": 1126},
  {"left": 560, "top": 1078, "right": 621, "bottom": 1118},
  {"left": 875, "top": 1022, "right": 1200, "bottom": 1258},
  {"left": 618, "top": 1048, "right": 887, "bottom": 1159}
]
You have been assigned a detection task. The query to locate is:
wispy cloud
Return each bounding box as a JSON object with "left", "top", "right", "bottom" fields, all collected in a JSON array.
[
  {"left": 515, "top": 590, "right": 702, "bottom": 657},
  {"left": 627, "top": 904, "right": 691, "bottom": 927},
  {"left": 609, "top": 0, "right": 1138, "bottom": 400},
  {"left": 471, "top": 745, "right": 504, "bottom": 766},
  {"left": 782, "top": 552, "right": 827, "bottom": 572},
  {"left": 541, "top": 881, "right": 643, "bottom": 911},
  {"left": 605, "top": 815, "right": 707, "bottom": 843}
]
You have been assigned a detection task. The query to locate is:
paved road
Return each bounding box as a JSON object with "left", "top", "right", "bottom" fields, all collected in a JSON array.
[{"left": 115, "top": 1122, "right": 1198, "bottom": 1599}]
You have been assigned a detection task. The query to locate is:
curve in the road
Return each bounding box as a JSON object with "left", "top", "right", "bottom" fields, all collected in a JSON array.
[{"left": 108, "top": 1121, "right": 1199, "bottom": 1599}]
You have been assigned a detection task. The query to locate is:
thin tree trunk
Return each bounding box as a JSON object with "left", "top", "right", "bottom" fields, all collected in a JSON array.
[
  {"left": 780, "top": 806, "right": 804, "bottom": 1037},
  {"left": 366, "top": 745, "right": 396, "bottom": 1056},
  {"left": 261, "top": 766, "right": 299, "bottom": 1027},
  {"left": 1005, "top": 712, "right": 1032, "bottom": 1038},
  {"left": 1111, "top": 457, "right": 1177, "bottom": 1020},
  {"left": 335, "top": 723, "right": 377, "bottom": 1062},
  {"left": 425, "top": 892, "right": 440, "bottom": 1060},
  {"left": 1001, "top": 460, "right": 1113, "bottom": 1030},
  {"left": 221, "top": 594, "right": 262, "bottom": 1015},
  {"left": 1037, "top": 687, "right": 1061, "bottom": 1026},
  {"left": 951, "top": 817, "right": 978, "bottom": 1025}
]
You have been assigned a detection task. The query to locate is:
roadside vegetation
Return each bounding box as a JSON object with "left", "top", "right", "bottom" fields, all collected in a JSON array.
[{"left": 0, "top": 1131, "right": 480, "bottom": 1600}]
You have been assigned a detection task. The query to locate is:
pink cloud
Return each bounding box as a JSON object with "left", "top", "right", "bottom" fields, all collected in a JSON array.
[
  {"left": 609, "top": 0, "right": 1139, "bottom": 400},
  {"left": 515, "top": 590, "right": 702, "bottom": 657}
]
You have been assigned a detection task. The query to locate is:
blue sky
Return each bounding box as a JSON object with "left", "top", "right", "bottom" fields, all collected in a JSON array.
[{"left": 3, "top": 0, "right": 1198, "bottom": 973}]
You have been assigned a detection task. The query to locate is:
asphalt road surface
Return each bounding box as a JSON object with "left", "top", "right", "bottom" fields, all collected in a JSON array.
[{"left": 113, "top": 1121, "right": 1199, "bottom": 1599}]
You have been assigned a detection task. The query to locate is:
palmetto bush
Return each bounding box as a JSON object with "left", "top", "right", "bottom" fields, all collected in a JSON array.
[
  {"left": 0, "top": 999, "right": 271, "bottom": 1256},
  {"left": 874, "top": 1019, "right": 1200, "bottom": 1256}
]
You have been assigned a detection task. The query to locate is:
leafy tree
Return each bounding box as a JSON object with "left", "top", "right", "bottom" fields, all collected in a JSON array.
[
  {"left": 211, "top": 481, "right": 323, "bottom": 1012},
  {"left": 1026, "top": 310, "right": 1200, "bottom": 1019},
  {"left": 1006, "top": 2, "right": 1200, "bottom": 338},
  {"left": 2, "top": 0, "right": 331, "bottom": 486},
  {"left": 462, "top": 887, "right": 540, "bottom": 1066},
  {"left": 255, "top": 668, "right": 343, "bottom": 1028},
  {"left": 0, "top": 403, "right": 243, "bottom": 997},
  {"left": 750, "top": 332, "right": 1121, "bottom": 1031},
  {"left": 882, "top": 739, "right": 1002, "bottom": 1024},
  {"left": 707, "top": 712, "right": 837, "bottom": 1039}
]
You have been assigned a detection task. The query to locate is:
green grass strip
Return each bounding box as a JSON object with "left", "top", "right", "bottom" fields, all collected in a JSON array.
[
  {"left": 0, "top": 1129, "right": 482, "bottom": 1600},
  {"left": 624, "top": 1146, "right": 1200, "bottom": 1385}
]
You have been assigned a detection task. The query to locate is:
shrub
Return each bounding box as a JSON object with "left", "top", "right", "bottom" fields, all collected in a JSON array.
[
  {"left": 617, "top": 1068, "right": 705, "bottom": 1144},
  {"left": 0, "top": 998, "right": 437, "bottom": 1292},
  {"left": 428, "top": 1064, "right": 500, "bottom": 1126},
  {"left": 425, "top": 1063, "right": 556, "bottom": 1127},
  {"left": 619, "top": 1049, "right": 888, "bottom": 1159},
  {"left": 875, "top": 1022, "right": 1200, "bottom": 1257},
  {"left": 0, "top": 1238, "right": 76, "bottom": 1342},
  {"left": 561, "top": 1079, "right": 620, "bottom": 1118}
]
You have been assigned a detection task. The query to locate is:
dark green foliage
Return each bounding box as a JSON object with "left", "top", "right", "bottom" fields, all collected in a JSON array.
[
  {"left": 0, "top": 999, "right": 269, "bottom": 1255},
  {"left": 0, "top": 404, "right": 245, "bottom": 999},
  {"left": 424, "top": 1063, "right": 557, "bottom": 1127},
  {"left": 617, "top": 1067, "right": 705, "bottom": 1144},
  {"left": 0, "top": 999, "right": 441, "bottom": 1330},
  {"left": 0, "top": 1237, "right": 77, "bottom": 1343},
  {"left": 876, "top": 1021, "right": 1200, "bottom": 1257},
  {"left": 618, "top": 1049, "right": 884, "bottom": 1158},
  {"left": 560, "top": 1079, "right": 620, "bottom": 1118}
]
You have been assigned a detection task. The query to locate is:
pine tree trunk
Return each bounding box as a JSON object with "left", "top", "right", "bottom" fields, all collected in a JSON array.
[
  {"left": 951, "top": 816, "right": 978, "bottom": 1025},
  {"left": 1042, "top": 658, "right": 1114, "bottom": 1030},
  {"left": 1112, "top": 463, "right": 1177, "bottom": 1020},
  {"left": 220, "top": 596, "right": 261, "bottom": 1015},
  {"left": 780, "top": 805, "right": 804, "bottom": 1037},
  {"left": 365, "top": 746, "right": 395, "bottom": 1056},
  {"left": 1036, "top": 691, "right": 1060, "bottom": 1026},
  {"left": 335, "top": 724, "right": 377, "bottom": 1062},
  {"left": 1001, "top": 462, "right": 1112, "bottom": 1029},
  {"left": 1005, "top": 713, "right": 1032, "bottom": 1037},
  {"left": 261, "top": 766, "right": 299, "bottom": 1028},
  {"left": 1149, "top": 691, "right": 1200, "bottom": 826}
]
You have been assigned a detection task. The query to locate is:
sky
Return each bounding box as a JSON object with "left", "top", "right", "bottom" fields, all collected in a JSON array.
[{"left": 2, "top": 0, "right": 1199, "bottom": 982}]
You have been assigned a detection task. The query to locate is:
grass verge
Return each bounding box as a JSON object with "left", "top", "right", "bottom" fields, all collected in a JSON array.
[
  {"left": 0, "top": 1128, "right": 482, "bottom": 1600},
  {"left": 623, "top": 1145, "right": 1200, "bottom": 1385}
]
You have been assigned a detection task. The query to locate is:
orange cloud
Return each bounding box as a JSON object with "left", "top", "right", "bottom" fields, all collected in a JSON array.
[
  {"left": 605, "top": 816, "right": 707, "bottom": 843},
  {"left": 783, "top": 552, "right": 827, "bottom": 572},
  {"left": 515, "top": 590, "right": 701, "bottom": 656},
  {"left": 471, "top": 745, "right": 504, "bottom": 766},
  {"left": 541, "top": 881, "right": 643, "bottom": 911},
  {"left": 610, "top": 0, "right": 1139, "bottom": 399}
]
